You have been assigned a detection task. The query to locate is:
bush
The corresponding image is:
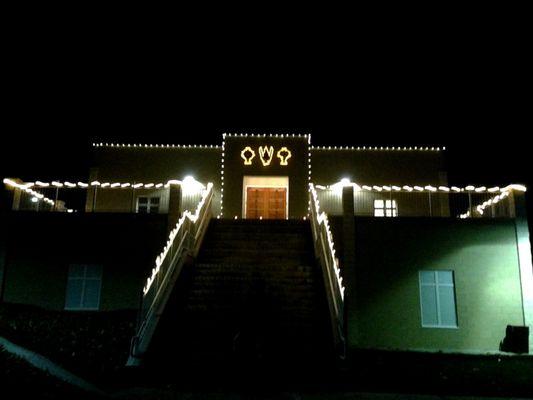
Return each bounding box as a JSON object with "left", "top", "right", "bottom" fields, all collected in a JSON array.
[{"left": 0, "top": 303, "right": 137, "bottom": 383}]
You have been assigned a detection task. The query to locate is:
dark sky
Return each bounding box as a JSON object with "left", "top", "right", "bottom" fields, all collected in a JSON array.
[{"left": 1, "top": 21, "right": 531, "bottom": 210}]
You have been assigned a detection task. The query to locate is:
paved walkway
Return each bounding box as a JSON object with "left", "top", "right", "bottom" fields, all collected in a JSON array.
[
  {"left": 0, "top": 335, "right": 103, "bottom": 395},
  {"left": 113, "top": 389, "right": 533, "bottom": 399}
]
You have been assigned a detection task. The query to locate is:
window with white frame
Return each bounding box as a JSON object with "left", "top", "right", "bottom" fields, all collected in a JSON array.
[
  {"left": 374, "top": 199, "right": 398, "bottom": 217},
  {"left": 137, "top": 196, "right": 160, "bottom": 214},
  {"left": 419, "top": 270, "right": 458, "bottom": 328},
  {"left": 65, "top": 264, "right": 102, "bottom": 310}
]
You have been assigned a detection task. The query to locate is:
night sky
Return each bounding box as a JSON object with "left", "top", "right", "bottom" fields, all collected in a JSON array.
[{"left": 1, "top": 26, "right": 531, "bottom": 216}]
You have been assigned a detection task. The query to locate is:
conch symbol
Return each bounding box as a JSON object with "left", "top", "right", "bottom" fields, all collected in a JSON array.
[{"left": 241, "top": 146, "right": 256, "bottom": 165}]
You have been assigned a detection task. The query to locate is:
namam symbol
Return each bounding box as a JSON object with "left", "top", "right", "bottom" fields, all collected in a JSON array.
[{"left": 259, "top": 146, "right": 275, "bottom": 166}]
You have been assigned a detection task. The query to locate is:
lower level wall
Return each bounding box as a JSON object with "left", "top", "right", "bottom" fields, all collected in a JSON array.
[
  {"left": 1, "top": 212, "right": 168, "bottom": 311},
  {"left": 342, "top": 217, "right": 524, "bottom": 352}
]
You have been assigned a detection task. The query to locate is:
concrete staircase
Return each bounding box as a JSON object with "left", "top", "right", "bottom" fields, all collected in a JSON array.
[{"left": 145, "top": 219, "right": 333, "bottom": 380}]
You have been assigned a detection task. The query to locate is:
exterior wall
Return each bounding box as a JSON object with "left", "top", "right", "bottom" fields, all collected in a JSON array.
[
  {"left": 223, "top": 136, "right": 309, "bottom": 218},
  {"left": 88, "top": 187, "right": 171, "bottom": 213},
  {"left": 86, "top": 141, "right": 450, "bottom": 219},
  {"left": 317, "top": 189, "right": 451, "bottom": 217},
  {"left": 0, "top": 212, "right": 6, "bottom": 301},
  {"left": 311, "top": 148, "right": 447, "bottom": 186},
  {"left": 2, "top": 212, "right": 168, "bottom": 311},
  {"left": 512, "top": 192, "right": 533, "bottom": 352},
  {"left": 87, "top": 146, "right": 222, "bottom": 213},
  {"left": 341, "top": 217, "right": 524, "bottom": 352}
]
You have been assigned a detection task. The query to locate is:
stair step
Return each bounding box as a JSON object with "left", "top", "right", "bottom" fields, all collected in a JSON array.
[
  {"left": 209, "top": 220, "right": 310, "bottom": 228},
  {"left": 200, "top": 240, "right": 311, "bottom": 251},
  {"left": 198, "top": 247, "right": 309, "bottom": 259},
  {"left": 204, "top": 231, "right": 311, "bottom": 240},
  {"left": 192, "top": 268, "right": 316, "bottom": 279},
  {"left": 147, "top": 219, "right": 333, "bottom": 367},
  {"left": 198, "top": 256, "right": 313, "bottom": 265}
]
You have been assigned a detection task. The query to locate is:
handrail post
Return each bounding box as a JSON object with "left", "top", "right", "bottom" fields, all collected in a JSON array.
[
  {"left": 342, "top": 185, "right": 356, "bottom": 349},
  {"left": 511, "top": 190, "right": 533, "bottom": 353}
]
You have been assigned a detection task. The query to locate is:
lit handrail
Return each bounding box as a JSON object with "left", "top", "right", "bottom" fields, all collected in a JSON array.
[
  {"left": 128, "top": 183, "right": 214, "bottom": 364},
  {"left": 309, "top": 183, "right": 345, "bottom": 359}
]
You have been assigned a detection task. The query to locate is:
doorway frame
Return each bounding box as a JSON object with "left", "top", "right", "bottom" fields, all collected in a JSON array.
[{"left": 242, "top": 176, "right": 289, "bottom": 219}]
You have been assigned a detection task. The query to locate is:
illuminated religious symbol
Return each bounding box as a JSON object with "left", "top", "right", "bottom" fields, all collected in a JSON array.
[
  {"left": 241, "top": 146, "right": 256, "bottom": 165},
  {"left": 259, "top": 146, "right": 274, "bottom": 166},
  {"left": 277, "top": 147, "right": 292, "bottom": 166}
]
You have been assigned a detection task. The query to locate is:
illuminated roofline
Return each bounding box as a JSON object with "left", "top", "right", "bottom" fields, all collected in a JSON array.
[
  {"left": 311, "top": 145, "right": 445, "bottom": 151},
  {"left": 93, "top": 142, "right": 445, "bottom": 152},
  {"left": 315, "top": 180, "right": 526, "bottom": 194},
  {"left": 92, "top": 143, "right": 221, "bottom": 149}
]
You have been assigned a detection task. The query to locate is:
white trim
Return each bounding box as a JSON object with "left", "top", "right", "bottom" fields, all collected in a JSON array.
[
  {"left": 242, "top": 176, "right": 289, "bottom": 219},
  {"left": 135, "top": 195, "right": 162, "bottom": 214},
  {"left": 64, "top": 264, "right": 103, "bottom": 311},
  {"left": 419, "top": 270, "right": 458, "bottom": 329}
]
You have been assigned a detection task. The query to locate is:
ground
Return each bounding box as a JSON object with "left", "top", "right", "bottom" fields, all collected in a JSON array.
[
  {"left": 1, "top": 303, "right": 532, "bottom": 398},
  {"left": 0, "top": 347, "right": 98, "bottom": 399}
]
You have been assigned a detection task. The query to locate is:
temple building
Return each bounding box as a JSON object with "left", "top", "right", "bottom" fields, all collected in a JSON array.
[{"left": 1, "top": 133, "right": 532, "bottom": 368}]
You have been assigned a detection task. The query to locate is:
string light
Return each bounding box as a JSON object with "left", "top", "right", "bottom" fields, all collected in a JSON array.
[
  {"left": 143, "top": 183, "right": 213, "bottom": 295},
  {"left": 310, "top": 145, "right": 444, "bottom": 152},
  {"left": 459, "top": 185, "right": 526, "bottom": 218},
  {"left": 221, "top": 133, "right": 311, "bottom": 218},
  {"left": 317, "top": 180, "right": 527, "bottom": 194},
  {"left": 3, "top": 178, "right": 55, "bottom": 206},
  {"left": 309, "top": 183, "right": 345, "bottom": 300},
  {"left": 5, "top": 179, "right": 186, "bottom": 189},
  {"left": 93, "top": 143, "right": 221, "bottom": 149},
  {"left": 92, "top": 138, "right": 442, "bottom": 154}
]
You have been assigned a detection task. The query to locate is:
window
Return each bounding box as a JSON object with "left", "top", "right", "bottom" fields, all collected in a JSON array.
[
  {"left": 374, "top": 199, "right": 397, "bottom": 217},
  {"left": 137, "top": 196, "right": 160, "bottom": 214},
  {"left": 65, "top": 264, "right": 102, "bottom": 310},
  {"left": 419, "top": 270, "right": 458, "bottom": 328}
]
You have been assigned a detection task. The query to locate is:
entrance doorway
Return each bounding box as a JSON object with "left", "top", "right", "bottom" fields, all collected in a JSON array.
[
  {"left": 243, "top": 176, "right": 289, "bottom": 219},
  {"left": 246, "top": 187, "right": 287, "bottom": 219}
]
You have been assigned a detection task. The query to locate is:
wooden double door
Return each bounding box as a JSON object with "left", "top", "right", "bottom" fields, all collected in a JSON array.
[{"left": 246, "top": 187, "right": 287, "bottom": 219}]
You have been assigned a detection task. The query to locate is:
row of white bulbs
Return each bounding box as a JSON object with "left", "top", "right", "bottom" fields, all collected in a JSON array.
[
  {"left": 3, "top": 178, "right": 56, "bottom": 206},
  {"left": 93, "top": 143, "right": 220, "bottom": 149},
  {"left": 309, "top": 183, "right": 345, "bottom": 301},
  {"left": 459, "top": 190, "right": 512, "bottom": 219},
  {"left": 219, "top": 143, "right": 226, "bottom": 215},
  {"left": 92, "top": 141, "right": 442, "bottom": 152},
  {"left": 143, "top": 183, "right": 213, "bottom": 295},
  {"left": 223, "top": 133, "right": 310, "bottom": 141},
  {"left": 9, "top": 179, "right": 187, "bottom": 189},
  {"left": 311, "top": 145, "right": 444, "bottom": 151},
  {"left": 321, "top": 180, "right": 527, "bottom": 194}
]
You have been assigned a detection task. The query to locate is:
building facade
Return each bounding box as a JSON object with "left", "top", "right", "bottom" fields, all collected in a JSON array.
[{"left": 1, "top": 133, "right": 532, "bottom": 358}]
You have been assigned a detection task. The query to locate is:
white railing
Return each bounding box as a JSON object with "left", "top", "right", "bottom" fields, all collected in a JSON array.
[
  {"left": 128, "top": 183, "right": 214, "bottom": 364},
  {"left": 309, "top": 183, "right": 346, "bottom": 359},
  {"left": 314, "top": 182, "right": 527, "bottom": 219}
]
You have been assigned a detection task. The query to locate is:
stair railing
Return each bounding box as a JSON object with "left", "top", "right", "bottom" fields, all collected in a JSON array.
[
  {"left": 309, "top": 183, "right": 346, "bottom": 360},
  {"left": 127, "top": 182, "right": 214, "bottom": 365}
]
